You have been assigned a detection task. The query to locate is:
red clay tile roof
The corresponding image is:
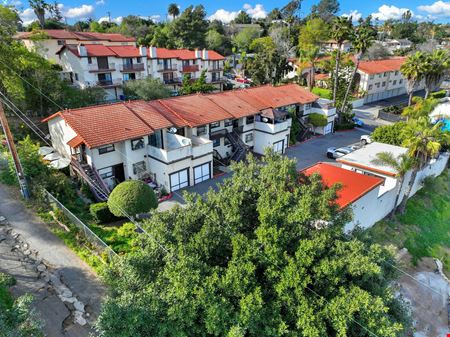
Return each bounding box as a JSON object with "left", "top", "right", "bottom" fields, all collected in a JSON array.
[
  {"left": 44, "top": 84, "right": 319, "bottom": 146},
  {"left": 60, "top": 44, "right": 116, "bottom": 57},
  {"left": 16, "top": 30, "right": 135, "bottom": 42},
  {"left": 107, "top": 45, "right": 143, "bottom": 58},
  {"left": 67, "top": 135, "right": 84, "bottom": 148},
  {"left": 44, "top": 102, "right": 154, "bottom": 149},
  {"left": 358, "top": 57, "right": 406, "bottom": 75},
  {"left": 151, "top": 48, "right": 224, "bottom": 60},
  {"left": 302, "top": 162, "right": 384, "bottom": 209}
]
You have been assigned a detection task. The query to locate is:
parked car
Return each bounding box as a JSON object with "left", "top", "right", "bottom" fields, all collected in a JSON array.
[
  {"left": 236, "top": 77, "right": 251, "bottom": 84},
  {"left": 326, "top": 146, "right": 355, "bottom": 159},
  {"left": 360, "top": 135, "right": 372, "bottom": 145},
  {"left": 352, "top": 117, "right": 364, "bottom": 127}
]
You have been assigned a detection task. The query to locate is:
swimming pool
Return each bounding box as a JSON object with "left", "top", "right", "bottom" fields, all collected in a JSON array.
[{"left": 442, "top": 119, "right": 450, "bottom": 132}]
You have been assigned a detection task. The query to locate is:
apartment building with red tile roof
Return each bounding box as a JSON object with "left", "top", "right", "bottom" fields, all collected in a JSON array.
[{"left": 45, "top": 84, "right": 325, "bottom": 193}]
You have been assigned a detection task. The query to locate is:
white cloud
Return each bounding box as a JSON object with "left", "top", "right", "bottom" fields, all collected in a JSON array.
[
  {"left": 371, "top": 5, "right": 412, "bottom": 21},
  {"left": 244, "top": 3, "right": 267, "bottom": 19},
  {"left": 98, "top": 15, "right": 122, "bottom": 24},
  {"left": 209, "top": 9, "right": 239, "bottom": 23},
  {"left": 64, "top": 4, "right": 94, "bottom": 19},
  {"left": 341, "top": 10, "right": 362, "bottom": 21},
  {"left": 7, "top": 0, "right": 22, "bottom": 6},
  {"left": 418, "top": 1, "right": 450, "bottom": 16},
  {"left": 209, "top": 3, "right": 267, "bottom": 23},
  {"left": 19, "top": 8, "right": 36, "bottom": 26},
  {"left": 149, "top": 15, "right": 161, "bottom": 23},
  {"left": 95, "top": 0, "right": 105, "bottom": 5}
]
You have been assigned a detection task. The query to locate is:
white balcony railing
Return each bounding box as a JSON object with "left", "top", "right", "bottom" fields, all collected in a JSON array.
[
  {"left": 148, "top": 134, "right": 212, "bottom": 164},
  {"left": 88, "top": 63, "right": 116, "bottom": 72},
  {"left": 255, "top": 119, "right": 292, "bottom": 134}
]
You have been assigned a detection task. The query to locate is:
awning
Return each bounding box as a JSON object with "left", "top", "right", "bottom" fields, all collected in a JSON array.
[
  {"left": 260, "top": 108, "right": 288, "bottom": 120},
  {"left": 67, "top": 135, "right": 84, "bottom": 148}
]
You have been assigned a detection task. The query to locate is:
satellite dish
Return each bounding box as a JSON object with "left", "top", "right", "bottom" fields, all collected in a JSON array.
[{"left": 168, "top": 127, "right": 178, "bottom": 134}]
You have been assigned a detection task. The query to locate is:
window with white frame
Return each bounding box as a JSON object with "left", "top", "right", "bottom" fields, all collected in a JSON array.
[
  {"left": 368, "top": 84, "right": 373, "bottom": 90},
  {"left": 209, "top": 121, "right": 220, "bottom": 130},
  {"left": 197, "top": 125, "right": 207, "bottom": 136},
  {"left": 131, "top": 137, "right": 145, "bottom": 151},
  {"left": 98, "top": 166, "right": 113, "bottom": 179},
  {"left": 98, "top": 144, "right": 115, "bottom": 155},
  {"left": 224, "top": 119, "right": 233, "bottom": 127},
  {"left": 245, "top": 133, "right": 253, "bottom": 142},
  {"left": 133, "top": 161, "right": 146, "bottom": 175}
]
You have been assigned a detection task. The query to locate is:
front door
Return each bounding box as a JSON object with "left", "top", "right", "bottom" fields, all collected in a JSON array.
[{"left": 112, "top": 163, "right": 125, "bottom": 183}]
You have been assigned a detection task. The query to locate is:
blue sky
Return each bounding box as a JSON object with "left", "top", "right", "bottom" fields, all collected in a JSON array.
[{"left": 7, "top": 0, "right": 450, "bottom": 25}]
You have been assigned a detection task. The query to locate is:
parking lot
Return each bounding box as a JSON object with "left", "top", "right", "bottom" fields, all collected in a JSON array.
[{"left": 168, "top": 128, "right": 368, "bottom": 205}]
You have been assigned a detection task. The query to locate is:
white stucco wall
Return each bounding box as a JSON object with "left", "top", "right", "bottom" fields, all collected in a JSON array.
[{"left": 47, "top": 116, "right": 77, "bottom": 158}]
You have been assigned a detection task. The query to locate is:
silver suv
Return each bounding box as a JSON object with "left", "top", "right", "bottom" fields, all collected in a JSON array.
[{"left": 326, "top": 146, "right": 354, "bottom": 159}]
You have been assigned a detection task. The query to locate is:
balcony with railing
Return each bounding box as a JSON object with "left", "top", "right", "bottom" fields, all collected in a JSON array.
[
  {"left": 120, "top": 63, "right": 145, "bottom": 72},
  {"left": 255, "top": 118, "right": 292, "bottom": 134},
  {"left": 148, "top": 134, "right": 212, "bottom": 164},
  {"left": 163, "top": 77, "right": 182, "bottom": 84},
  {"left": 88, "top": 63, "right": 116, "bottom": 72},
  {"left": 157, "top": 63, "right": 178, "bottom": 72},
  {"left": 96, "top": 78, "right": 122, "bottom": 87},
  {"left": 181, "top": 64, "right": 199, "bottom": 73}
]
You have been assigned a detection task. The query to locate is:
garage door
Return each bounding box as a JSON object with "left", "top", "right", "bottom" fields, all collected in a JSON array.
[
  {"left": 194, "top": 163, "right": 211, "bottom": 185},
  {"left": 324, "top": 122, "right": 333, "bottom": 134},
  {"left": 169, "top": 169, "right": 189, "bottom": 191},
  {"left": 273, "top": 140, "right": 284, "bottom": 154}
]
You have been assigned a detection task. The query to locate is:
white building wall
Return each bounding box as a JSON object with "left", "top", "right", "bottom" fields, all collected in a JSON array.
[{"left": 47, "top": 116, "right": 77, "bottom": 158}]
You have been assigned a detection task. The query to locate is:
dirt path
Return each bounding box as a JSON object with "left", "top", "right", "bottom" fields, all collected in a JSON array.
[{"left": 0, "top": 184, "right": 106, "bottom": 337}]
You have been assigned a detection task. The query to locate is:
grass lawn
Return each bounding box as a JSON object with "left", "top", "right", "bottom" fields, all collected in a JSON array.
[
  {"left": 312, "top": 87, "right": 332, "bottom": 99},
  {"left": 367, "top": 170, "right": 450, "bottom": 272}
]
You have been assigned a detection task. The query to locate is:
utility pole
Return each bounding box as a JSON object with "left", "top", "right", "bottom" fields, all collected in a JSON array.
[
  {"left": 0, "top": 101, "right": 29, "bottom": 199},
  {"left": 107, "top": 11, "right": 111, "bottom": 23}
]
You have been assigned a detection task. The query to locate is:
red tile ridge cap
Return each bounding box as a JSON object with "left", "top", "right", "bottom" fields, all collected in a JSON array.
[{"left": 123, "top": 101, "right": 156, "bottom": 133}]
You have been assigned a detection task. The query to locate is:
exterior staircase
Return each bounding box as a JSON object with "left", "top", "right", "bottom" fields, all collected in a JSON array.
[
  {"left": 70, "top": 158, "right": 110, "bottom": 201},
  {"left": 226, "top": 129, "right": 249, "bottom": 162},
  {"left": 298, "top": 117, "right": 314, "bottom": 141}
]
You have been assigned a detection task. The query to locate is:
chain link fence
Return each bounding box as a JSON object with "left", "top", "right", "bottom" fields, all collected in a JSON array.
[{"left": 44, "top": 189, "right": 117, "bottom": 260}]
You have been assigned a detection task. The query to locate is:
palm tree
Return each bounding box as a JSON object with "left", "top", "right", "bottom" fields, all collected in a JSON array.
[
  {"left": 372, "top": 152, "right": 415, "bottom": 217},
  {"left": 400, "top": 52, "right": 428, "bottom": 106},
  {"left": 168, "top": 3, "right": 180, "bottom": 20},
  {"left": 299, "top": 45, "right": 320, "bottom": 90},
  {"left": 399, "top": 118, "right": 445, "bottom": 213},
  {"left": 330, "top": 16, "right": 353, "bottom": 104},
  {"left": 341, "top": 17, "right": 376, "bottom": 113},
  {"left": 423, "top": 50, "right": 450, "bottom": 99}
]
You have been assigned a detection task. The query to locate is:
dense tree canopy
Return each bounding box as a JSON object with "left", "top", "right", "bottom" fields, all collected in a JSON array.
[
  {"left": 123, "top": 78, "right": 171, "bottom": 100},
  {"left": 97, "top": 153, "right": 410, "bottom": 337}
]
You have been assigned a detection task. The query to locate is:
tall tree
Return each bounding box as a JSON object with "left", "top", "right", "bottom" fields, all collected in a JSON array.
[
  {"left": 28, "top": 0, "right": 49, "bottom": 28},
  {"left": 298, "top": 18, "right": 330, "bottom": 89},
  {"left": 423, "top": 50, "right": 450, "bottom": 99},
  {"left": 400, "top": 52, "right": 428, "bottom": 106},
  {"left": 330, "top": 16, "right": 353, "bottom": 107},
  {"left": 96, "top": 153, "right": 410, "bottom": 337},
  {"left": 49, "top": 1, "right": 63, "bottom": 22},
  {"left": 399, "top": 118, "right": 447, "bottom": 213},
  {"left": 311, "top": 0, "right": 340, "bottom": 22},
  {"left": 168, "top": 5, "right": 208, "bottom": 49},
  {"left": 341, "top": 16, "right": 376, "bottom": 112},
  {"left": 167, "top": 3, "right": 180, "bottom": 20},
  {"left": 232, "top": 27, "right": 260, "bottom": 52},
  {"left": 233, "top": 10, "right": 251, "bottom": 24},
  {"left": 247, "top": 36, "right": 281, "bottom": 84},
  {"left": 372, "top": 152, "right": 415, "bottom": 217}
]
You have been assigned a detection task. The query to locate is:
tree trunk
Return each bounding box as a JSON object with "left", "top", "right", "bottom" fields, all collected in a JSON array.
[
  {"left": 389, "top": 175, "right": 404, "bottom": 218},
  {"left": 341, "top": 57, "right": 360, "bottom": 114},
  {"left": 398, "top": 169, "right": 418, "bottom": 214},
  {"left": 407, "top": 91, "right": 413, "bottom": 106},
  {"left": 308, "top": 64, "right": 315, "bottom": 91},
  {"left": 424, "top": 86, "right": 430, "bottom": 100},
  {"left": 332, "top": 48, "right": 341, "bottom": 103}
]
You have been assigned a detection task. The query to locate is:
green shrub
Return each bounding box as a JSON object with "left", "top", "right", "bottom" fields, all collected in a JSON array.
[
  {"left": 107, "top": 180, "right": 158, "bottom": 217},
  {"left": 90, "top": 202, "right": 117, "bottom": 223},
  {"left": 311, "top": 87, "right": 332, "bottom": 99},
  {"left": 430, "top": 90, "right": 447, "bottom": 99},
  {"left": 371, "top": 121, "right": 407, "bottom": 146},
  {"left": 308, "top": 113, "right": 328, "bottom": 127}
]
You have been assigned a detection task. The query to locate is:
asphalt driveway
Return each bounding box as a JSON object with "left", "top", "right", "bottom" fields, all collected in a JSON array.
[{"left": 169, "top": 129, "right": 367, "bottom": 204}]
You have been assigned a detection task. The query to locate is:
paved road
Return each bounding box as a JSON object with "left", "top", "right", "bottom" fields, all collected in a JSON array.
[
  {"left": 170, "top": 128, "right": 367, "bottom": 203},
  {"left": 0, "top": 184, "right": 106, "bottom": 337}
]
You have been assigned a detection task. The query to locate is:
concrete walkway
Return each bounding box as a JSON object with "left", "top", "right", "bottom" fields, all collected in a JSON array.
[{"left": 0, "top": 184, "right": 106, "bottom": 337}]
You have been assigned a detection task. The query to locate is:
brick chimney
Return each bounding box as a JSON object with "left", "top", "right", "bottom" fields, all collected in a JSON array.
[{"left": 77, "top": 44, "right": 87, "bottom": 57}]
